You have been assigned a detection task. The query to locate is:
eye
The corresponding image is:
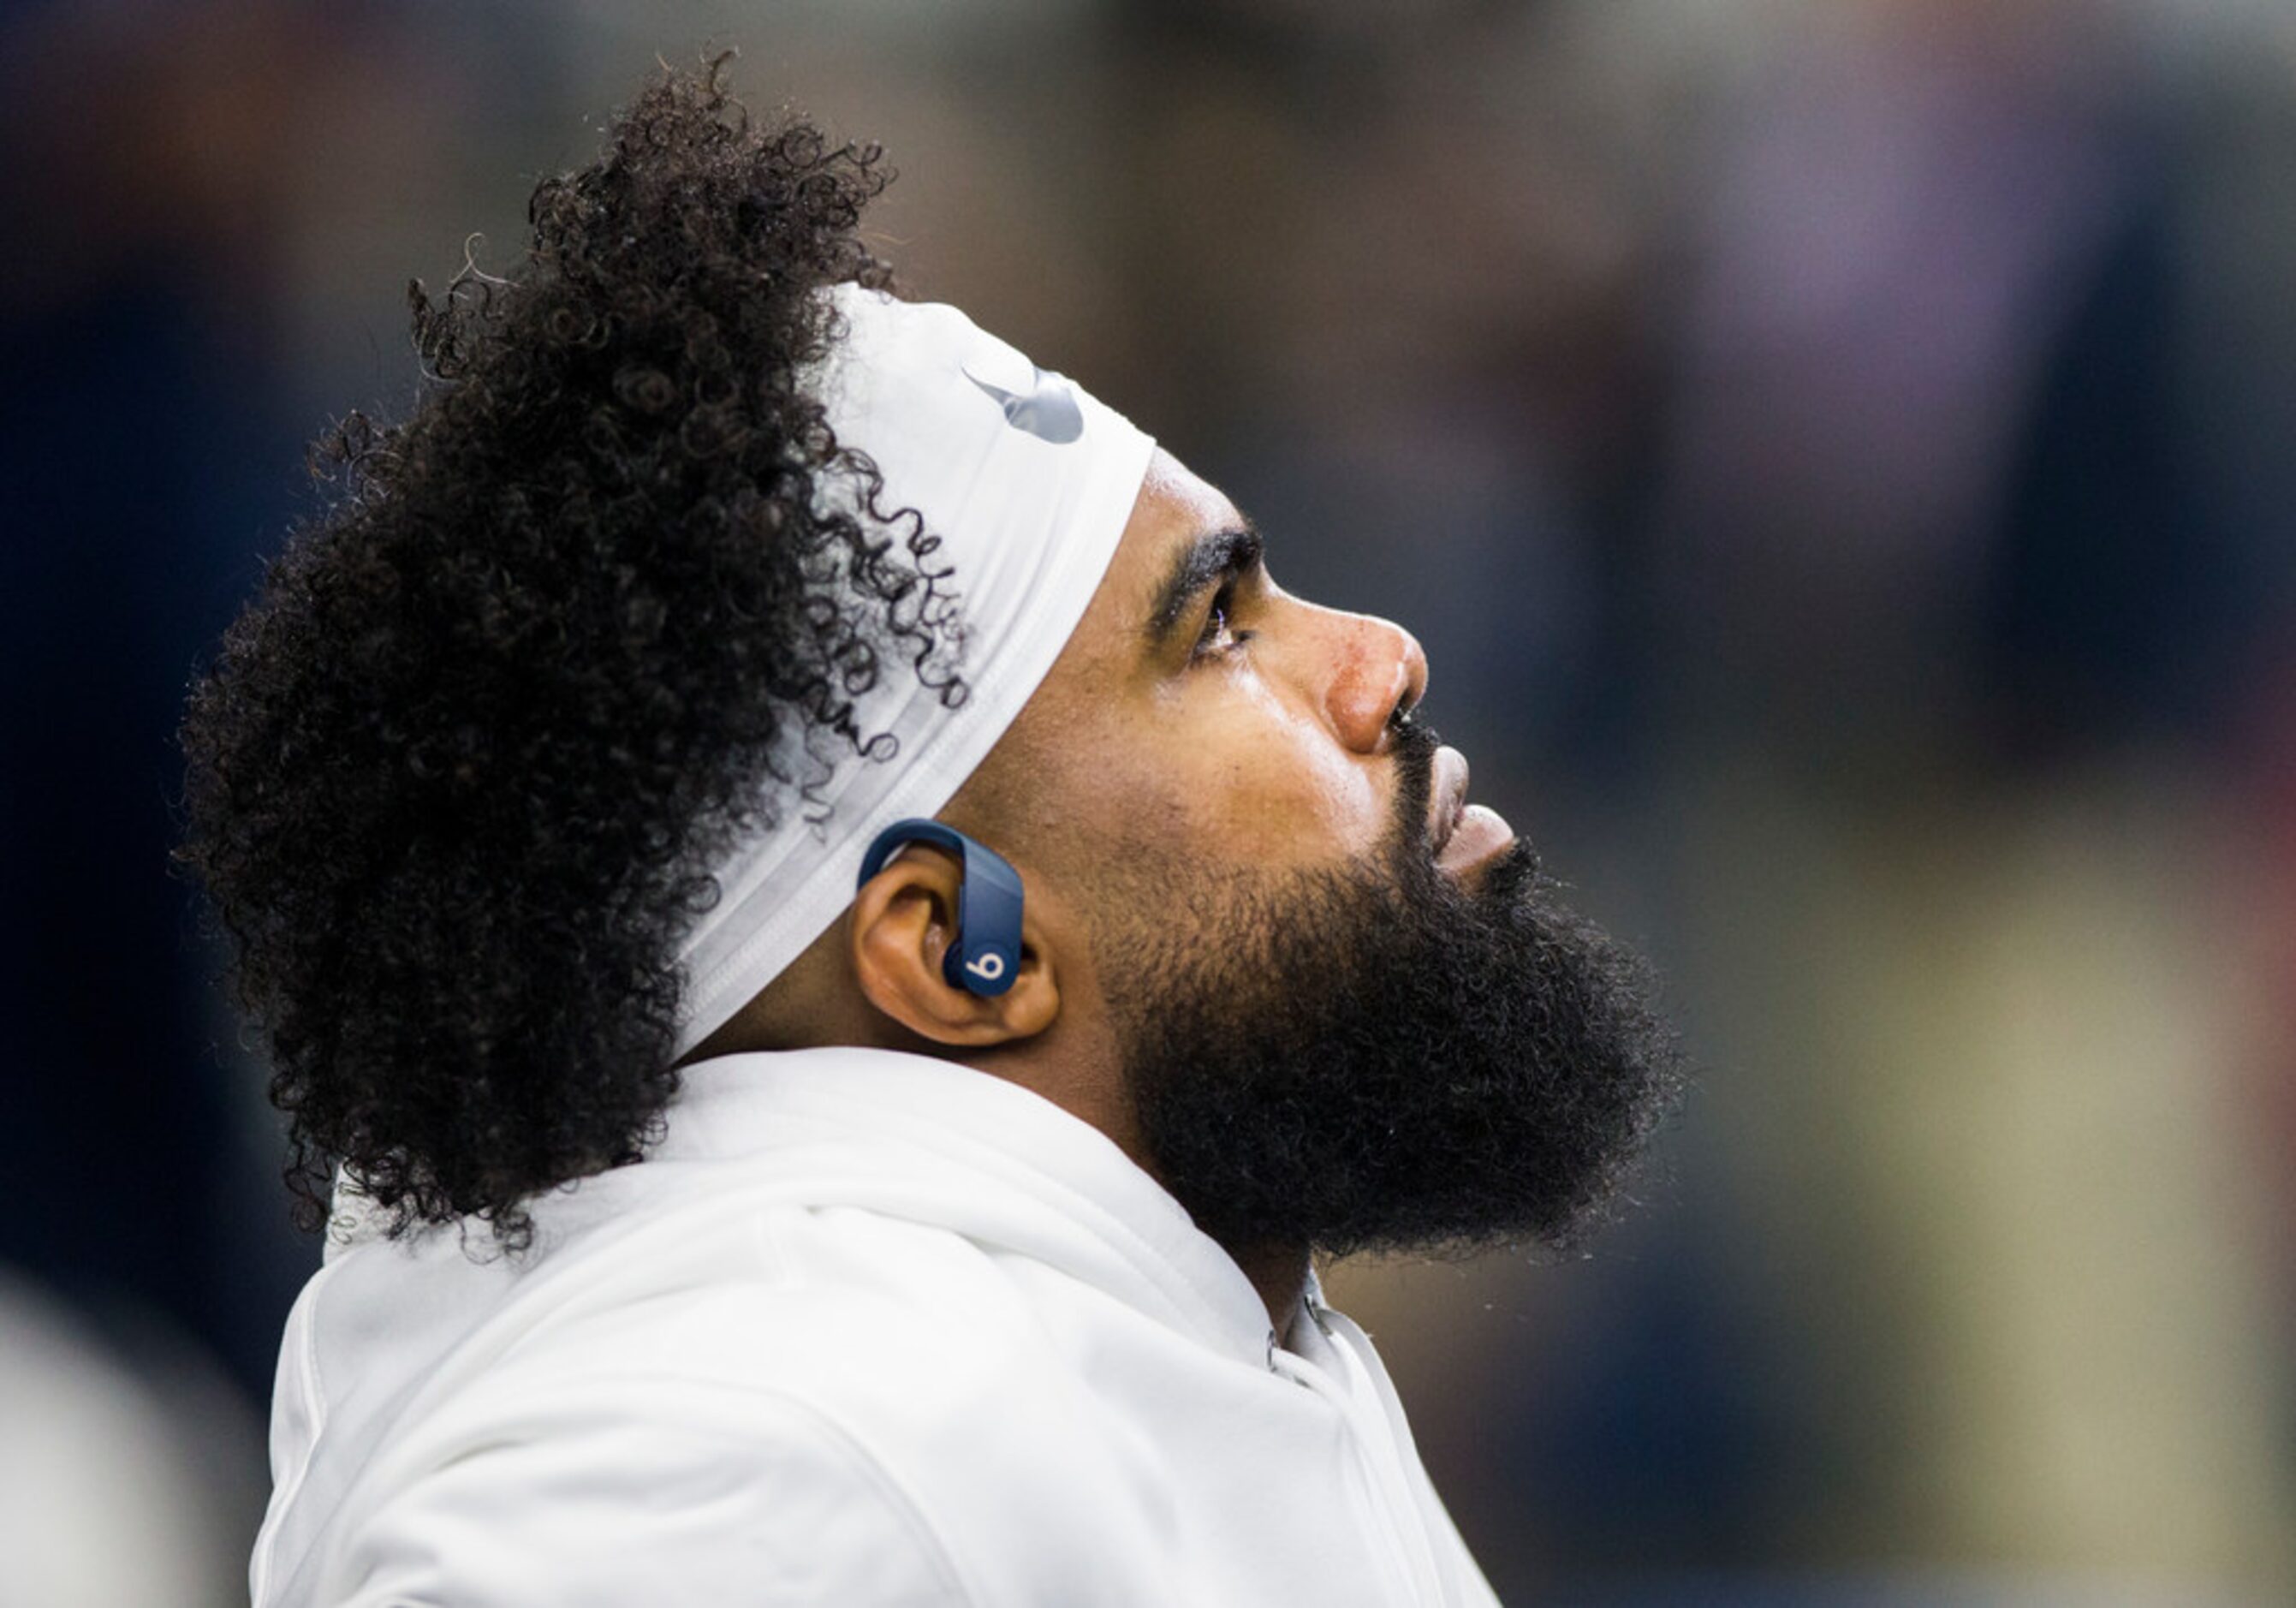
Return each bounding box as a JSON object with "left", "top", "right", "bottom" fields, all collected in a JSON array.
[{"left": 1193, "top": 584, "right": 1253, "bottom": 661}]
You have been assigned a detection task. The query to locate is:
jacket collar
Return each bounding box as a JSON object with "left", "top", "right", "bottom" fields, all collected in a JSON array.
[{"left": 649, "top": 1046, "right": 1282, "bottom": 1365}]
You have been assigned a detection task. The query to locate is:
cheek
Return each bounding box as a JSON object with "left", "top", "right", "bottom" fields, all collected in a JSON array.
[
  {"left": 1080, "top": 678, "right": 1389, "bottom": 867},
  {"left": 1226, "top": 681, "right": 1387, "bottom": 855}
]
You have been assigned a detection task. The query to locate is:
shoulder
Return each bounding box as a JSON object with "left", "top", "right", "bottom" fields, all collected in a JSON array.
[
  {"left": 306, "top": 1200, "right": 1147, "bottom": 1605},
  {"left": 318, "top": 1367, "right": 967, "bottom": 1607}
]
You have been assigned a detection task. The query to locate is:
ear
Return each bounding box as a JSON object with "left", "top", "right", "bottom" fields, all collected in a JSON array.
[{"left": 850, "top": 843, "right": 1060, "bottom": 1047}]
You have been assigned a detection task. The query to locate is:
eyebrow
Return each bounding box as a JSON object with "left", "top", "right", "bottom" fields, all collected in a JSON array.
[{"left": 1143, "top": 523, "right": 1264, "bottom": 652}]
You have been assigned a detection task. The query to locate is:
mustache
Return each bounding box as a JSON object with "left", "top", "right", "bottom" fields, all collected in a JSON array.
[
  {"left": 1387, "top": 714, "right": 1442, "bottom": 854},
  {"left": 1386, "top": 713, "right": 1543, "bottom": 899}
]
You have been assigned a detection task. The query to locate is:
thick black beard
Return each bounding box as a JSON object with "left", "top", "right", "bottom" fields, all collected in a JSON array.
[{"left": 1114, "top": 726, "right": 1683, "bottom": 1260}]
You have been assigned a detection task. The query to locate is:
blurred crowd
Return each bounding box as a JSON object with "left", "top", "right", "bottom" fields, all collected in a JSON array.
[{"left": 3, "top": 0, "right": 2293, "bottom": 1602}]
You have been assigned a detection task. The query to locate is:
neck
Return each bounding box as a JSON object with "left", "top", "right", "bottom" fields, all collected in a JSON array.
[{"left": 1229, "top": 1242, "right": 1312, "bottom": 1346}]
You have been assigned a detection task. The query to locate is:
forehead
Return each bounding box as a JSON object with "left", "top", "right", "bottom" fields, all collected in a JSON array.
[
  {"left": 951, "top": 445, "right": 1237, "bottom": 822},
  {"left": 1127, "top": 448, "right": 1238, "bottom": 554},
  {"left": 978, "top": 446, "right": 1236, "bottom": 753},
  {"left": 1071, "top": 446, "right": 1240, "bottom": 659}
]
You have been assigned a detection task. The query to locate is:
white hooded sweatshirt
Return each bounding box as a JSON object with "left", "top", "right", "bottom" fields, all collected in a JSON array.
[{"left": 251, "top": 1047, "right": 1506, "bottom": 1606}]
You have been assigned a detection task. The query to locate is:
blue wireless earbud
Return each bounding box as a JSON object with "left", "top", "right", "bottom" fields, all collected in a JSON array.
[{"left": 855, "top": 819, "right": 1026, "bottom": 998}]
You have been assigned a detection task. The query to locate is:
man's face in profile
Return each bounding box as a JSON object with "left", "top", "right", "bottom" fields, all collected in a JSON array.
[{"left": 963, "top": 450, "right": 1680, "bottom": 1259}]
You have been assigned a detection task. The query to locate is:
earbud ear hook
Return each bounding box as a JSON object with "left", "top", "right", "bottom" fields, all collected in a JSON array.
[{"left": 855, "top": 819, "right": 1026, "bottom": 998}]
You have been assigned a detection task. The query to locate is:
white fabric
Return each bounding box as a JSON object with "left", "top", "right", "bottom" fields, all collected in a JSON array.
[
  {"left": 674, "top": 289, "right": 1156, "bottom": 1056},
  {"left": 252, "top": 1048, "right": 1504, "bottom": 1607}
]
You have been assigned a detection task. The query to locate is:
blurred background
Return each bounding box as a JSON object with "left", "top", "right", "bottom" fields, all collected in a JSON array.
[{"left": 4, "top": 0, "right": 2293, "bottom": 1602}]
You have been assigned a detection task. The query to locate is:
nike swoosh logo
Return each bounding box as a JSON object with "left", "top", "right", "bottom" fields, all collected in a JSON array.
[{"left": 963, "top": 362, "right": 1085, "bottom": 444}]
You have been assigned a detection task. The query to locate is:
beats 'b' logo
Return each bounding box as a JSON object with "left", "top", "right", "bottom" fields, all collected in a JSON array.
[{"left": 963, "top": 950, "right": 1008, "bottom": 983}]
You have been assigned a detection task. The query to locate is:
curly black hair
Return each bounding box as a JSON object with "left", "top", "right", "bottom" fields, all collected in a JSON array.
[{"left": 178, "top": 57, "right": 963, "bottom": 1248}]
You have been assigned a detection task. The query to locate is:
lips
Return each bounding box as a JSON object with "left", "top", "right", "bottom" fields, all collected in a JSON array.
[
  {"left": 1428, "top": 745, "right": 1471, "bottom": 855},
  {"left": 1425, "top": 743, "right": 1515, "bottom": 873}
]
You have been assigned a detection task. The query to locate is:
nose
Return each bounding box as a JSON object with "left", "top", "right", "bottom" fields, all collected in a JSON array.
[{"left": 1321, "top": 610, "right": 1428, "bottom": 753}]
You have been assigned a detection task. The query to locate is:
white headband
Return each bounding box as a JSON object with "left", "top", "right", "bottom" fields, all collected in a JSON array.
[{"left": 672, "top": 285, "right": 1156, "bottom": 1056}]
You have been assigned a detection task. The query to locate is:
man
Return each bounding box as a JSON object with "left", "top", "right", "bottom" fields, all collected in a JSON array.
[{"left": 182, "top": 61, "right": 1679, "bottom": 1607}]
